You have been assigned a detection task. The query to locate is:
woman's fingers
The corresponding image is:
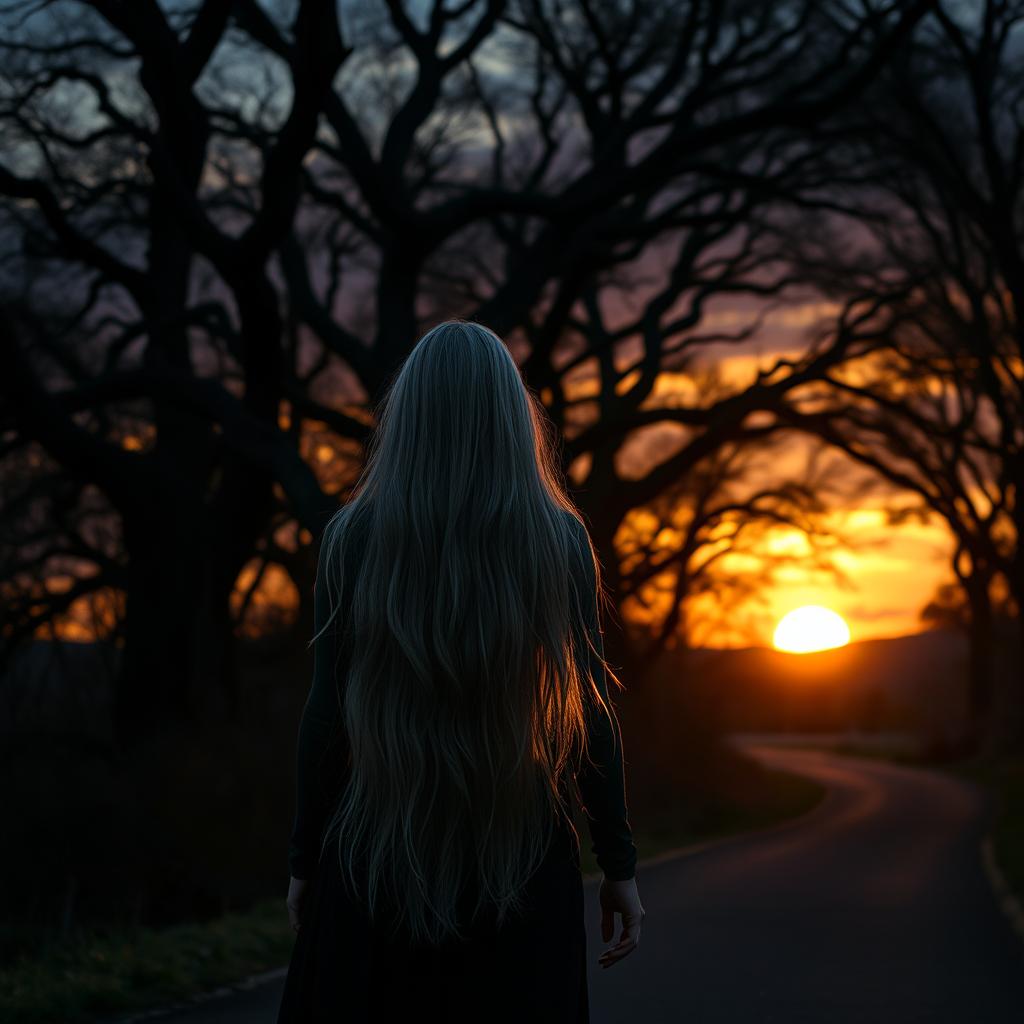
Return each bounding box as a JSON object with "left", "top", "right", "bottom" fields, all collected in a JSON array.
[
  {"left": 597, "top": 912, "right": 643, "bottom": 968},
  {"left": 609, "top": 925, "right": 641, "bottom": 952},
  {"left": 286, "top": 876, "right": 309, "bottom": 933},
  {"left": 598, "top": 938, "right": 639, "bottom": 967},
  {"left": 598, "top": 940, "right": 637, "bottom": 968}
]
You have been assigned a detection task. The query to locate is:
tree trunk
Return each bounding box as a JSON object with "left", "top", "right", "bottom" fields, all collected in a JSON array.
[
  {"left": 115, "top": 511, "right": 238, "bottom": 748},
  {"left": 964, "top": 572, "right": 995, "bottom": 745}
]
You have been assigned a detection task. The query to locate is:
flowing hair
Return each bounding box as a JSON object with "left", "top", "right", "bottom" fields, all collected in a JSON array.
[{"left": 312, "top": 319, "right": 619, "bottom": 946}]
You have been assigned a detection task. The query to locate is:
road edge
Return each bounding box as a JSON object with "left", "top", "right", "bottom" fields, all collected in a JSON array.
[{"left": 981, "top": 835, "right": 1024, "bottom": 949}]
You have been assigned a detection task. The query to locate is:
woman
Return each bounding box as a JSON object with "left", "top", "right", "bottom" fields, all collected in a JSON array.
[{"left": 277, "top": 320, "right": 645, "bottom": 1023}]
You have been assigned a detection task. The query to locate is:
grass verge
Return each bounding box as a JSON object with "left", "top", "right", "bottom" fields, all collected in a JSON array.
[
  {"left": 951, "top": 756, "right": 1024, "bottom": 906},
  {"left": 0, "top": 900, "right": 293, "bottom": 1024}
]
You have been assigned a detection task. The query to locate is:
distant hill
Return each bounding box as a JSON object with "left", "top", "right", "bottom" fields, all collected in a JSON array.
[{"left": 671, "top": 629, "right": 971, "bottom": 740}]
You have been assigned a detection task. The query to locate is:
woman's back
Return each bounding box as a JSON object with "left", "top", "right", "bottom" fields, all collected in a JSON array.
[{"left": 277, "top": 511, "right": 639, "bottom": 1022}]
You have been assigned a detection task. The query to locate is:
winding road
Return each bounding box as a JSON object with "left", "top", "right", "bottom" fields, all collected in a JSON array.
[
  {"left": 586, "top": 742, "right": 1024, "bottom": 1023},
  {"left": 132, "top": 742, "right": 1024, "bottom": 1024}
]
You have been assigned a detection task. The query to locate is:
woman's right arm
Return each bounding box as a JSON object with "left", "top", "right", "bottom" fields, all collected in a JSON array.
[
  {"left": 574, "top": 606, "right": 638, "bottom": 882},
  {"left": 571, "top": 519, "right": 645, "bottom": 966},
  {"left": 572, "top": 523, "right": 638, "bottom": 882}
]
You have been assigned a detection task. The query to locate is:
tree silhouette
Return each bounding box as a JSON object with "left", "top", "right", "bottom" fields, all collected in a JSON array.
[
  {"left": 0, "top": 0, "right": 935, "bottom": 745},
  {"left": 609, "top": 370, "right": 864, "bottom": 662},
  {"left": 769, "top": 0, "right": 1024, "bottom": 747}
]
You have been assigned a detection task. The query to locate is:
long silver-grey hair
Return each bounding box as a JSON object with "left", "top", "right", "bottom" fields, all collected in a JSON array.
[{"left": 312, "top": 319, "right": 618, "bottom": 946}]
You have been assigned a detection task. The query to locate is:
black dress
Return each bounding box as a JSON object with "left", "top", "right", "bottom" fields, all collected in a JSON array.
[
  {"left": 277, "top": 810, "right": 589, "bottom": 1023},
  {"left": 277, "top": 513, "right": 637, "bottom": 1023}
]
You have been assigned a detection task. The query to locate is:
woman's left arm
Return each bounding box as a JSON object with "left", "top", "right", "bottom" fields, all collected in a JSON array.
[{"left": 286, "top": 537, "right": 351, "bottom": 924}]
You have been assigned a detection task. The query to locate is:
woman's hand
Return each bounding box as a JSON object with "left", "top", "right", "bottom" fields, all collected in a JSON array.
[
  {"left": 597, "top": 876, "right": 645, "bottom": 969},
  {"left": 287, "top": 876, "right": 309, "bottom": 933}
]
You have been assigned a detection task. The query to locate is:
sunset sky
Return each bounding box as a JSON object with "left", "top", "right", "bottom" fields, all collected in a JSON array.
[
  {"left": 596, "top": 295, "right": 956, "bottom": 650},
  {"left": 722, "top": 302, "right": 953, "bottom": 646},
  {"left": 625, "top": 457, "right": 953, "bottom": 650}
]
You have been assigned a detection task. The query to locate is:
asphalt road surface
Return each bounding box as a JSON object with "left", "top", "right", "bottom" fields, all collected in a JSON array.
[{"left": 133, "top": 743, "right": 1024, "bottom": 1024}]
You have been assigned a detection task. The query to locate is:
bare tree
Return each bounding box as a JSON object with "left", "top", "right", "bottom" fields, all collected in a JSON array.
[{"left": 0, "top": 0, "right": 935, "bottom": 745}]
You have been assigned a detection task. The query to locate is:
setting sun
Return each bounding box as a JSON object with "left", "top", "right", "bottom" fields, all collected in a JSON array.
[{"left": 773, "top": 605, "right": 851, "bottom": 653}]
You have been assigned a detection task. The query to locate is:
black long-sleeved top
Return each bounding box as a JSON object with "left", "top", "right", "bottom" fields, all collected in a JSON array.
[{"left": 287, "top": 514, "right": 638, "bottom": 883}]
